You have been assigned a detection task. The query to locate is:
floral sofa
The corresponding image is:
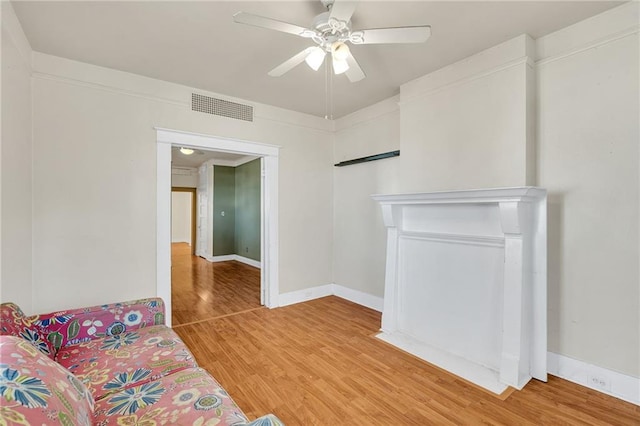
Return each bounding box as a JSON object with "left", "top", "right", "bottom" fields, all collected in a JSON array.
[{"left": 0, "top": 298, "right": 283, "bottom": 425}]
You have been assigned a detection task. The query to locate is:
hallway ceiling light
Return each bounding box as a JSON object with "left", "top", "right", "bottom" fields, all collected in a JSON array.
[{"left": 180, "top": 147, "right": 195, "bottom": 155}]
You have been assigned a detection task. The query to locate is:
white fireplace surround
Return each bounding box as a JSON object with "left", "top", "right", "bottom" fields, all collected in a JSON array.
[{"left": 372, "top": 187, "right": 547, "bottom": 394}]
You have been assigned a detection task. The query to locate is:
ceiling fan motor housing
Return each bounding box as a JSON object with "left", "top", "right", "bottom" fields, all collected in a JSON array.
[{"left": 311, "top": 11, "right": 355, "bottom": 49}]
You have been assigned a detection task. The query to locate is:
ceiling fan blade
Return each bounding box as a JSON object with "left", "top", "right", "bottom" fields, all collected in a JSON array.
[
  {"left": 233, "top": 12, "right": 313, "bottom": 38},
  {"left": 329, "top": 0, "right": 358, "bottom": 24},
  {"left": 268, "top": 48, "right": 315, "bottom": 77},
  {"left": 356, "top": 26, "right": 431, "bottom": 44},
  {"left": 344, "top": 52, "right": 365, "bottom": 82}
]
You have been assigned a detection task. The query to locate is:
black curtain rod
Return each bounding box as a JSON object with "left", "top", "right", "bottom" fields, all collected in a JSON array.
[{"left": 334, "top": 150, "right": 400, "bottom": 167}]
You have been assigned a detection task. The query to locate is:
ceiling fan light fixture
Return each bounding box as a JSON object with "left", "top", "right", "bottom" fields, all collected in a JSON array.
[
  {"left": 180, "top": 147, "right": 195, "bottom": 155},
  {"left": 331, "top": 41, "right": 350, "bottom": 61},
  {"left": 332, "top": 56, "right": 349, "bottom": 75},
  {"left": 305, "top": 47, "right": 326, "bottom": 71}
]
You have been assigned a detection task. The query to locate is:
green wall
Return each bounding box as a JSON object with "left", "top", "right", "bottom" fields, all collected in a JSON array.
[
  {"left": 211, "top": 159, "right": 261, "bottom": 261},
  {"left": 235, "top": 159, "right": 261, "bottom": 261},
  {"left": 212, "top": 166, "right": 236, "bottom": 256}
]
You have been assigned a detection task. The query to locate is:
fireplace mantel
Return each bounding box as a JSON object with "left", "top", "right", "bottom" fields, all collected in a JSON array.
[{"left": 372, "top": 187, "right": 547, "bottom": 394}]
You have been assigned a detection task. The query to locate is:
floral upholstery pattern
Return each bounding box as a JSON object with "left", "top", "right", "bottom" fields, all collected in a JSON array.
[
  {"left": 0, "top": 302, "right": 51, "bottom": 358},
  {"left": 93, "top": 367, "right": 249, "bottom": 425},
  {"left": 0, "top": 335, "right": 95, "bottom": 425},
  {"left": 56, "top": 325, "right": 197, "bottom": 400},
  {"left": 0, "top": 299, "right": 285, "bottom": 425},
  {"left": 0, "top": 298, "right": 166, "bottom": 360},
  {"left": 34, "top": 298, "right": 165, "bottom": 358}
]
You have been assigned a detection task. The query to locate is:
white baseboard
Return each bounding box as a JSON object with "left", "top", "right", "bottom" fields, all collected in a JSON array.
[
  {"left": 333, "top": 284, "right": 383, "bottom": 312},
  {"left": 547, "top": 352, "right": 639, "bottom": 406},
  {"left": 206, "top": 254, "right": 261, "bottom": 269},
  {"left": 278, "top": 283, "right": 383, "bottom": 312},
  {"left": 278, "top": 284, "right": 334, "bottom": 307},
  {"left": 208, "top": 255, "right": 234, "bottom": 262},
  {"left": 235, "top": 255, "right": 261, "bottom": 269}
]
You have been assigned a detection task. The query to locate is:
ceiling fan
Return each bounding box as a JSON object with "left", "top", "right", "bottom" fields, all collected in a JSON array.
[{"left": 233, "top": 0, "right": 431, "bottom": 82}]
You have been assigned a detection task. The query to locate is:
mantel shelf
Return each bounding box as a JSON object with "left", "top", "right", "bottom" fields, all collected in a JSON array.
[{"left": 372, "top": 186, "right": 545, "bottom": 204}]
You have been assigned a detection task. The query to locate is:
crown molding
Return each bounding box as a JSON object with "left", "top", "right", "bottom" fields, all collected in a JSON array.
[
  {"left": 31, "top": 52, "right": 332, "bottom": 132},
  {"left": 1, "top": 2, "right": 32, "bottom": 68}
]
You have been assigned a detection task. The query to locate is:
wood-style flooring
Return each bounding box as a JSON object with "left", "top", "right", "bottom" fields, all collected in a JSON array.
[
  {"left": 173, "top": 296, "right": 639, "bottom": 425},
  {"left": 171, "top": 243, "right": 261, "bottom": 326}
]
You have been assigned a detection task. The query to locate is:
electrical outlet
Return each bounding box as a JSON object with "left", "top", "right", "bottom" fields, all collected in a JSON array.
[
  {"left": 588, "top": 375, "right": 611, "bottom": 392},
  {"left": 245, "top": 247, "right": 249, "bottom": 253}
]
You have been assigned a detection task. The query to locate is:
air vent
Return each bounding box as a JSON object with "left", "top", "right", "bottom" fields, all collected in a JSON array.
[
  {"left": 192, "top": 93, "right": 253, "bottom": 122},
  {"left": 171, "top": 167, "right": 197, "bottom": 176}
]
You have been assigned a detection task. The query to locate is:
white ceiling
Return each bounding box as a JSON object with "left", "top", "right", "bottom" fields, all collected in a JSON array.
[
  {"left": 171, "top": 147, "right": 256, "bottom": 168},
  {"left": 13, "top": 1, "right": 622, "bottom": 118}
]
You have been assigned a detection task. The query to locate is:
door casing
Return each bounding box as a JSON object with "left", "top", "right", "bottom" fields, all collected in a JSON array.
[{"left": 156, "top": 128, "right": 280, "bottom": 326}]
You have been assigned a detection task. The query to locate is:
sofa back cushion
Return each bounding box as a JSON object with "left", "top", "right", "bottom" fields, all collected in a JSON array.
[
  {"left": 0, "top": 335, "right": 95, "bottom": 425},
  {"left": 0, "top": 303, "right": 53, "bottom": 358}
]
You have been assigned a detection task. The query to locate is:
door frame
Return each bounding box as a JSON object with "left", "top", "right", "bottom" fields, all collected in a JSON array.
[
  {"left": 156, "top": 128, "right": 280, "bottom": 326},
  {"left": 171, "top": 187, "right": 196, "bottom": 255}
]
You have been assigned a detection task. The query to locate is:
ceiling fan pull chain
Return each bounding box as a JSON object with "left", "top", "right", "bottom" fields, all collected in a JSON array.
[
  {"left": 329, "top": 62, "right": 334, "bottom": 120},
  {"left": 325, "top": 56, "right": 329, "bottom": 120}
]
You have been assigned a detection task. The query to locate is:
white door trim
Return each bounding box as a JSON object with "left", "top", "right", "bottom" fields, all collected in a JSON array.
[{"left": 156, "top": 128, "right": 280, "bottom": 326}]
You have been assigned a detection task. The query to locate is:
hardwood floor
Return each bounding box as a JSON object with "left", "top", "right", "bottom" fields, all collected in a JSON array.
[
  {"left": 173, "top": 296, "right": 639, "bottom": 425},
  {"left": 171, "top": 243, "right": 261, "bottom": 326}
]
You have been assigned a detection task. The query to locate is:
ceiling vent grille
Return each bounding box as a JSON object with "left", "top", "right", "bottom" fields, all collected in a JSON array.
[
  {"left": 171, "top": 167, "right": 197, "bottom": 176},
  {"left": 192, "top": 93, "right": 253, "bottom": 122}
]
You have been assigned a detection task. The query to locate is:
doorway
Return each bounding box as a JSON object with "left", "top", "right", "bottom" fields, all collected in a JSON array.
[
  {"left": 171, "top": 155, "right": 264, "bottom": 326},
  {"left": 156, "top": 128, "right": 280, "bottom": 327},
  {"left": 171, "top": 187, "right": 196, "bottom": 255}
]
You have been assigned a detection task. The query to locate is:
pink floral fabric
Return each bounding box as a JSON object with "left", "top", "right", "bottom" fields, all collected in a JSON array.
[
  {"left": 40, "top": 298, "right": 165, "bottom": 358},
  {"left": 56, "top": 325, "right": 197, "bottom": 401},
  {"left": 0, "top": 300, "right": 285, "bottom": 426},
  {"left": 0, "top": 302, "right": 52, "bottom": 358},
  {"left": 92, "top": 368, "right": 250, "bottom": 426},
  {"left": 1, "top": 298, "right": 166, "bottom": 360},
  {"left": 0, "top": 335, "right": 95, "bottom": 425}
]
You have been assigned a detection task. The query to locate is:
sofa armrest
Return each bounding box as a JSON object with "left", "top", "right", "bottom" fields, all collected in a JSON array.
[
  {"left": 242, "top": 414, "right": 285, "bottom": 426},
  {"left": 28, "top": 298, "right": 165, "bottom": 356},
  {"left": 1, "top": 302, "right": 54, "bottom": 358}
]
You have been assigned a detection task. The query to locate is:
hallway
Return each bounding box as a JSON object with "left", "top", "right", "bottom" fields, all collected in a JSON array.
[{"left": 171, "top": 243, "right": 262, "bottom": 326}]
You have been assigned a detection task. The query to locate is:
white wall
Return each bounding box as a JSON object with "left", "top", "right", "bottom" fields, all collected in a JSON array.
[
  {"left": 536, "top": 3, "right": 639, "bottom": 377},
  {"left": 171, "top": 192, "right": 191, "bottom": 244},
  {"left": 333, "top": 97, "right": 400, "bottom": 297},
  {"left": 30, "top": 53, "right": 333, "bottom": 312},
  {"left": 0, "top": 3, "right": 33, "bottom": 312},
  {"left": 171, "top": 167, "right": 198, "bottom": 188},
  {"left": 332, "top": 3, "right": 639, "bottom": 380},
  {"left": 399, "top": 34, "right": 536, "bottom": 192}
]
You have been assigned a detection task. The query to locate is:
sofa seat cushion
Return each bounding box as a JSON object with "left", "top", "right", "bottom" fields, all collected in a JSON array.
[
  {"left": 93, "top": 367, "right": 250, "bottom": 426},
  {"left": 0, "top": 335, "right": 95, "bottom": 425},
  {"left": 56, "top": 325, "right": 197, "bottom": 401}
]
